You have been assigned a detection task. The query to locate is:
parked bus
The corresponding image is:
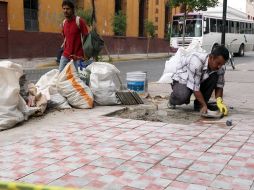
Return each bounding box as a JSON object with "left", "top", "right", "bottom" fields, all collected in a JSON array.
[{"left": 170, "top": 5, "right": 254, "bottom": 56}]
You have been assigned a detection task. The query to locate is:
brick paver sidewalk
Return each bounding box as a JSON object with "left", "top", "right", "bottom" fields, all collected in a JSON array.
[{"left": 0, "top": 112, "right": 253, "bottom": 190}]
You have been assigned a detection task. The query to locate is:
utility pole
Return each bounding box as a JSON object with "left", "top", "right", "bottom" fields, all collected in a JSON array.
[{"left": 221, "top": 0, "right": 227, "bottom": 45}]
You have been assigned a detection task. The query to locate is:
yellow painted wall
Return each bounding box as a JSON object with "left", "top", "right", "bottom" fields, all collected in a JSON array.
[
  {"left": 95, "top": 0, "right": 115, "bottom": 36},
  {"left": 39, "top": 0, "right": 63, "bottom": 33},
  {"left": 147, "top": 0, "right": 167, "bottom": 38},
  {"left": 83, "top": 0, "right": 114, "bottom": 36},
  {"left": 0, "top": 0, "right": 24, "bottom": 30},
  {"left": 126, "top": 0, "right": 139, "bottom": 37},
  {"left": 2, "top": 0, "right": 180, "bottom": 37},
  {"left": 158, "top": 1, "right": 166, "bottom": 38}
]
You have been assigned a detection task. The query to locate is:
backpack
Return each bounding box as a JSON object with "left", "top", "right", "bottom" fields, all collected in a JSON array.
[
  {"left": 83, "top": 28, "right": 104, "bottom": 59},
  {"left": 62, "top": 16, "right": 104, "bottom": 59}
]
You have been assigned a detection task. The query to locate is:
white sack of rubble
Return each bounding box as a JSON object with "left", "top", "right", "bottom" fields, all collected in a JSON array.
[
  {"left": 86, "top": 62, "right": 121, "bottom": 106},
  {"left": 57, "top": 61, "right": 94, "bottom": 109},
  {"left": 0, "top": 61, "right": 38, "bottom": 130},
  {"left": 36, "top": 69, "right": 71, "bottom": 109},
  {"left": 157, "top": 40, "right": 206, "bottom": 83}
]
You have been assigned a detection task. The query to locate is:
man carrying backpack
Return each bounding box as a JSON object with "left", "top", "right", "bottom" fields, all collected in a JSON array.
[{"left": 59, "top": 0, "right": 89, "bottom": 72}]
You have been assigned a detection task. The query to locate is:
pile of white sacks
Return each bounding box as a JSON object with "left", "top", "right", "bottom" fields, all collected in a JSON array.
[
  {"left": 157, "top": 40, "right": 206, "bottom": 83},
  {"left": 0, "top": 61, "right": 121, "bottom": 130}
]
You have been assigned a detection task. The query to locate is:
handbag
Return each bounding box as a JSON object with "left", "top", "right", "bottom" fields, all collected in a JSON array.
[{"left": 83, "top": 28, "right": 104, "bottom": 59}]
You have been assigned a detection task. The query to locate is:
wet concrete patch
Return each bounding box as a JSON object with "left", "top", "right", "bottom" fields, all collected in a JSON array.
[{"left": 108, "top": 97, "right": 202, "bottom": 125}]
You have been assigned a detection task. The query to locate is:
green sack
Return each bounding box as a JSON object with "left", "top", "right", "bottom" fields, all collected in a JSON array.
[{"left": 83, "top": 29, "right": 104, "bottom": 59}]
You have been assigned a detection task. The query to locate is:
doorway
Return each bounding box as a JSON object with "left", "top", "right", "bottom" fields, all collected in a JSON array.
[
  {"left": 139, "top": 0, "right": 148, "bottom": 37},
  {"left": 0, "top": 2, "right": 8, "bottom": 58}
]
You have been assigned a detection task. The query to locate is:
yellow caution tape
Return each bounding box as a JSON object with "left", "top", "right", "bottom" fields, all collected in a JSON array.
[{"left": 0, "top": 181, "right": 83, "bottom": 190}]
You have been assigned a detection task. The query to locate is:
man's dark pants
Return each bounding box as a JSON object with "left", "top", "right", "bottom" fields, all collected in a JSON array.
[{"left": 169, "top": 73, "right": 219, "bottom": 107}]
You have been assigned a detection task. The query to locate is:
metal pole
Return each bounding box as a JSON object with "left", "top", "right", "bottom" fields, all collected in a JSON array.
[{"left": 221, "top": 0, "right": 227, "bottom": 45}]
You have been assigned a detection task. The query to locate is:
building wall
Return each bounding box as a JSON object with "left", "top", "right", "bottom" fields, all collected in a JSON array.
[
  {"left": 219, "top": 0, "right": 247, "bottom": 13},
  {"left": 0, "top": 0, "right": 63, "bottom": 32},
  {"left": 0, "top": 0, "right": 24, "bottom": 30},
  {"left": 219, "top": 0, "right": 254, "bottom": 20},
  {"left": 39, "top": 0, "right": 63, "bottom": 33},
  {"left": 1, "top": 0, "right": 179, "bottom": 35},
  {"left": 126, "top": 0, "right": 139, "bottom": 37},
  {"left": 246, "top": 0, "right": 254, "bottom": 19},
  {"left": 84, "top": 0, "right": 176, "bottom": 38},
  {"left": 94, "top": 0, "right": 115, "bottom": 36},
  {"left": 0, "top": 0, "right": 180, "bottom": 58}
]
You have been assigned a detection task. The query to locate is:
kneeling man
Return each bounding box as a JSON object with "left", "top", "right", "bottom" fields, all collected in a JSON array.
[{"left": 169, "top": 45, "right": 229, "bottom": 116}]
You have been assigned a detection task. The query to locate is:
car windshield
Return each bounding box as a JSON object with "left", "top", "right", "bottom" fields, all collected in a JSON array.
[{"left": 171, "top": 19, "right": 202, "bottom": 37}]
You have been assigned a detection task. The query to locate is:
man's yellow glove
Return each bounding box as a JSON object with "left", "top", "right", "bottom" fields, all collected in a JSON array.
[{"left": 216, "top": 97, "right": 228, "bottom": 116}]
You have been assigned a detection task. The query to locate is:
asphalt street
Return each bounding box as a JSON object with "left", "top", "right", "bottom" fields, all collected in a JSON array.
[
  {"left": 113, "top": 58, "right": 167, "bottom": 83},
  {"left": 114, "top": 51, "right": 254, "bottom": 83},
  {"left": 24, "top": 51, "right": 254, "bottom": 84}
]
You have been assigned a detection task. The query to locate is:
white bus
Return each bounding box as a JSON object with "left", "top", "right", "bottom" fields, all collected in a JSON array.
[{"left": 170, "top": 5, "right": 254, "bottom": 56}]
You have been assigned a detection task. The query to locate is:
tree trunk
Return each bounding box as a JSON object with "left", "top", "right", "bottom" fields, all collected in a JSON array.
[{"left": 146, "top": 37, "right": 150, "bottom": 57}]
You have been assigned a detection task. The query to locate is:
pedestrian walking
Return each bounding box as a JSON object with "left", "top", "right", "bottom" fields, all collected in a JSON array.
[{"left": 59, "top": 0, "right": 89, "bottom": 72}]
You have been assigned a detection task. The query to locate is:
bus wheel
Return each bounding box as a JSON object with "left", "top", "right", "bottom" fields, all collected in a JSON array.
[{"left": 238, "top": 44, "right": 245, "bottom": 57}]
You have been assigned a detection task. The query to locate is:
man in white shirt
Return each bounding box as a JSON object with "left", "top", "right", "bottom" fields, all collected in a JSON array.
[{"left": 169, "top": 45, "right": 229, "bottom": 115}]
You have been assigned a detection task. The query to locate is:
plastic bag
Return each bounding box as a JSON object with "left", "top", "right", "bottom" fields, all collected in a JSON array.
[
  {"left": 158, "top": 40, "right": 206, "bottom": 83},
  {"left": 36, "top": 69, "right": 71, "bottom": 109},
  {"left": 0, "top": 61, "right": 37, "bottom": 130},
  {"left": 83, "top": 29, "right": 104, "bottom": 59},
  {"left": 57, "top": 61, "right": 94, "bottom": 109},
  {"left": 86, "top": 62, "right": 121, "bottom": 105}
]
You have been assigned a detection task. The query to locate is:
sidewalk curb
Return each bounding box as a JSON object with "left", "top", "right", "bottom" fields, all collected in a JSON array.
[
  {"left": 33, "top": 54, "right": 173, "bottom": 69},
  {"left": 109, "top": 55, "right": 171, "bottom": 62}
]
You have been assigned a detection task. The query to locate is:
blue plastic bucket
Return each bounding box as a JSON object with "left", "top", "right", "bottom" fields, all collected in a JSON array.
[{"left": 126, "top": 71, "right": 147, "bottom": 94}]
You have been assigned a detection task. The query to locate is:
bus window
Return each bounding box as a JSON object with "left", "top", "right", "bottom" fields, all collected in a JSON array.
[
  {"left": 171, "top": 21, "right": 183, "bottom": 37},
  {"left": 204, "top": 17, "right": 209, "bottom": 34},
  {"left": 240, "top": 22, "right": 245, "bottom": 34},
  {"left": 226, "top": 20, "right": 229, "bottom": 33},
  {"left": 236, "top": 22, "right": 240, "bottom": 33},
  {"left": 217, "top": 19, "right": 222, "bottom": 32},
  {"left": 246, "top": 23, "right": 252, "bottom": 34},
  {"left": 252, "top": 23, "right": 254, "bottom": 34},
  {"left": 229, "top": 21, "right": 234, "bottom": 33},
  {"left": 210, "top": 18, "right": 217, "bottom": 32},
  {"left": 185, "top": 19, "right": 202, "bottom": 37}
]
